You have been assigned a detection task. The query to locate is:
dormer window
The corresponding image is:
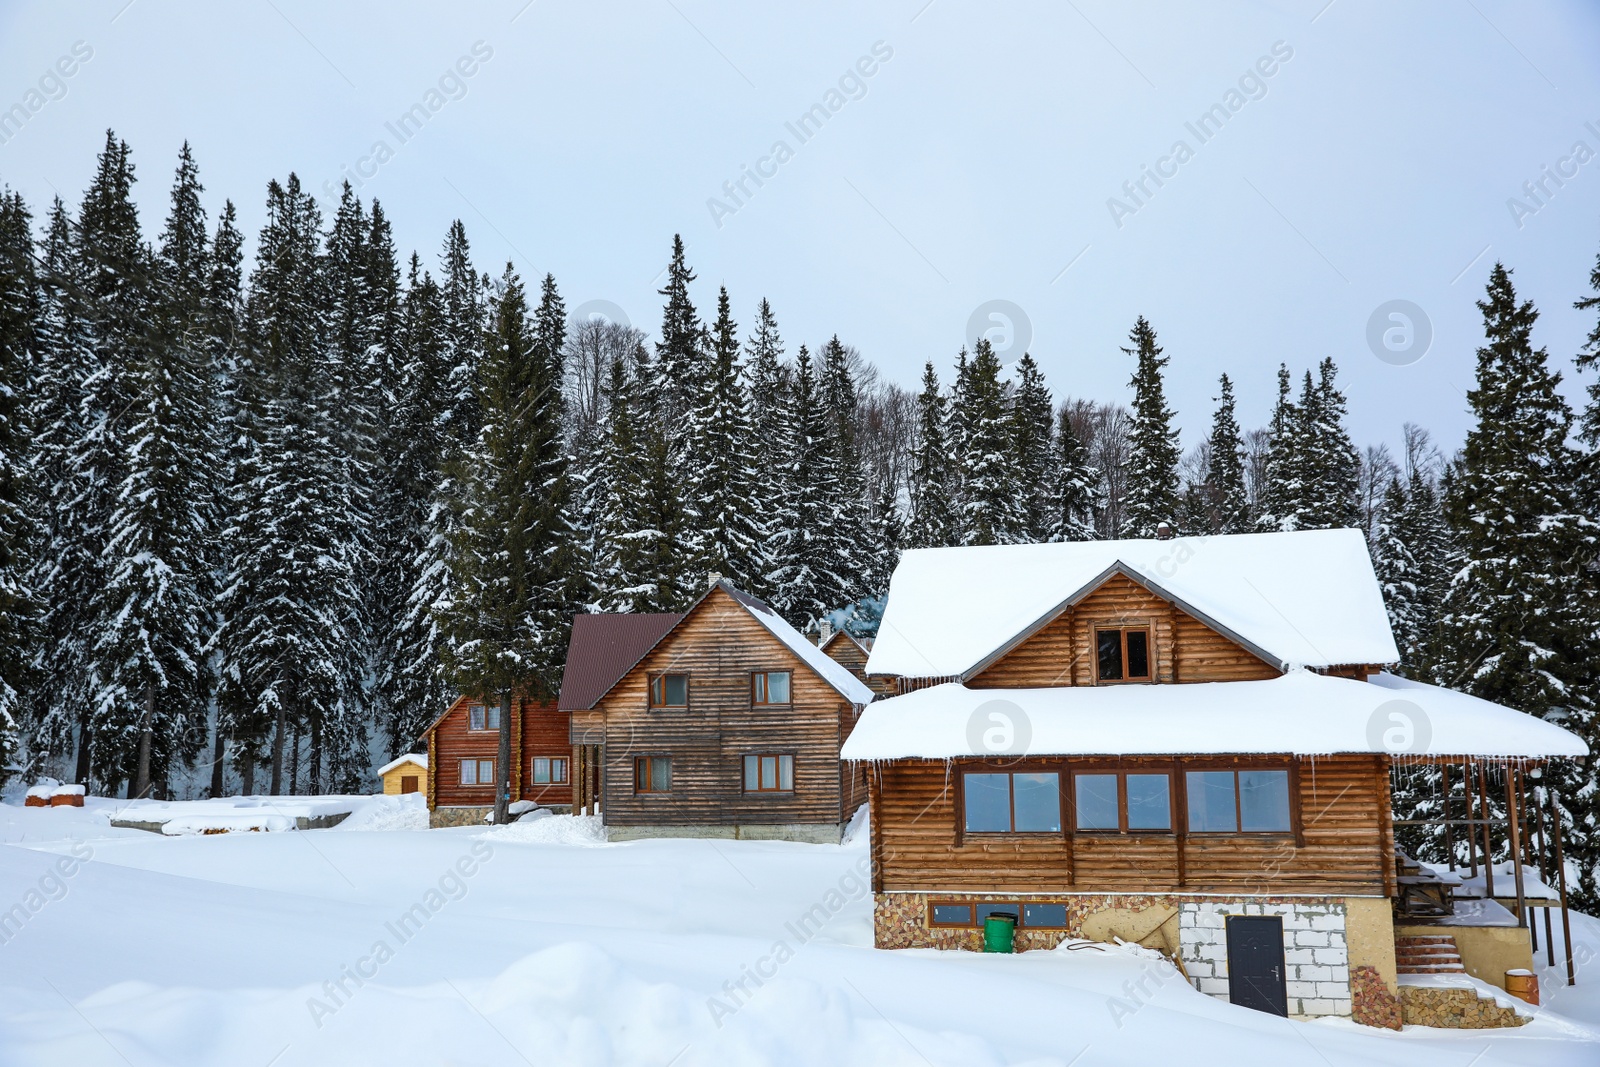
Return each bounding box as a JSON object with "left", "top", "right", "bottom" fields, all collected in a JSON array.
[{"left": 1096, "top": 627, "right": 1151, "bottom": 682}]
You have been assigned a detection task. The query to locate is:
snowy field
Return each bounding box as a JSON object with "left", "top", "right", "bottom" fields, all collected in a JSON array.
[{"left": 2, "top": 800, "right": 1599, "bottom": 1066}]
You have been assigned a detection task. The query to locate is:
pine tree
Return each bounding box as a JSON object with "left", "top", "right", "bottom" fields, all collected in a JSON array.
[
  {"left": 1373, "top": 475, "right": 1424, "bottom": 668},
  {"left": 1009, "top": 352, "right": 1055, "bottom": 541},
  {"left": 868, "top": 473, "right": 904, "bottom": 593},
  {"left": 0, "top": 189, "right": 39, "bottom": 788},
  {"left": 91, "top": 143, "right": 214, "bottom": 796},
  {"left": 1200, "top": 374, "right": 1249, "bottom": 533},
  {"left": 654, "top": 234, "right": 703, "bottom": 432},
  {"left": 955, "top": 339, "right": 1022, "bottom": 545},
  {"left": 907, "top": 360, "right": 957, "bottom": 548},
  {"left": 1122, "top": 316, "right": 1180, "bottom": 537},
  {"left": 1442, "top": 262, "right": 1598, "bottom": 901},
  {"left": 1048, "top": 405, "right": 1100, "bottom": 542}
]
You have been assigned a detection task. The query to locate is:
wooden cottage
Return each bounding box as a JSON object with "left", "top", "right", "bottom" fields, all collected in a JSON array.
[
  {"left": 422, "top": 693, "right": 572, "bottom": 826},
  {"left": 566, "top": 578, "right": 875, "bottom": 843},
  {"left": 843, "top": 529, "right": 1587, "bottom": 1029}
]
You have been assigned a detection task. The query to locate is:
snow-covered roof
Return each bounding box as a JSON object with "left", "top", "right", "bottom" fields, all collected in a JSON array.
[
  {"left": 839, "top": 671, "right": 1588, "bottom": 760},
  {"left": 726, "top": 587, "right": 875, "bottom": 706},
  {"left": 867, "top": 529, "right": 1399, "bottom": 679},
  {"left": 377, "top": 753, "right": 428, "bottom": 775}
]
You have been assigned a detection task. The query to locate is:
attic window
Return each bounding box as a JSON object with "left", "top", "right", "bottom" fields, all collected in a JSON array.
[
  {"left": 751, "top": 671, "right": 791, "bottom": 705},
  {"left": 467, "top": 704, "right": 501, "bottom": 731},
  {"left": 650, "top": 673, "right": 688, "bottom": 708},
  {"left": 1096, "top": 627, "right": 1150, "bottom": 682}
]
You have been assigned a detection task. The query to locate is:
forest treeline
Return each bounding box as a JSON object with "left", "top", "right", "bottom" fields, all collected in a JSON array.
[{"left": 1, "top": 133, "right": 1599, "bottom": 902}]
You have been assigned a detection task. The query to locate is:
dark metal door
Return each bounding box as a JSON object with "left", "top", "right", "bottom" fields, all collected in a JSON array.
[{"left": 1226, "top": 916, "right": 1288, "bottom": 1017}]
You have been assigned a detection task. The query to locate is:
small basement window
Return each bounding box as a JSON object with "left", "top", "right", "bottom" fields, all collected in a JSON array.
[
  {"left": 635, "top": 756, "right": 672, "bottom": 793},
  {"left": 743, "top": 754, "right": 794, "bottom": 793},
  {"left": 928, "top": 901, "right": 1068, "bottom": 929},
  {"left": 1096, "top": 627, "right": 1151, "bottom": 682},
  {"left": 459, "top": 758, "right": 494, "bottom": 786},
  {"left": 1186, "top": 769, "right": 1292, "bottom": 833},
  {"left": 751, "top": 671, "right": 792, "bottom": 705},
  {"left": 650, "top": 674, "right": 688, "bottom": 708},
  {"left": 467, "top": 703, "right": 502, "bottom": 731},
  {"left": 531, "top": 757, "right": 568, "bottom": 784}
]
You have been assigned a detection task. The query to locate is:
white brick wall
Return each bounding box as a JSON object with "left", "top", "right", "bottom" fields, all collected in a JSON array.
[{"left": 1178, "top": 901, "right": 1351, "bottom": 1018}]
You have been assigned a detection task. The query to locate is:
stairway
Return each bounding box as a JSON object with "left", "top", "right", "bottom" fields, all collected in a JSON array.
[{"left": 1396, "top": 934, "right": 1466, "bottom": 975}]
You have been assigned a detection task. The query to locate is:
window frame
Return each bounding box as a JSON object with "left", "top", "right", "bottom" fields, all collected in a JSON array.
[
  {"left": 1093, "top": 625, "right": 1153, "bottom": 684},
  {"left": 927, "top": 900, "right": 1070, "bottom": 929},
  {"left": 634, "top": 754, "right": 673, "bottom": 794},
  {"left": 530, "top": 756, "right": 569, "bottom": 785},
  {"left": 466, "top": 703, "right": 502, "bottom": 732},
  {"left": 742, "top": 752, "right": 795, "bottom": 794},
  {"left": 750, "top": 670, "right": 793, "bottom": 707},
  {"left": 1069, "top": 767, "right": 1175, "bottom": 835},
  {"left": 1181, "top": 761, "right": 1299, "bottom": 837},
  {"left": 649, "top": 672, "right": 690, "bottom": 709},
  {"left": 459, "top": 757, "right": 495, "bottom": 788},
  {"left": 956, "top": 764, "right": 1065, "bottom": 838}
]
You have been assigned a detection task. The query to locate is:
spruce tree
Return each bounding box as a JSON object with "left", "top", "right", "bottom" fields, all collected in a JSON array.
[
  {"left": 92, "top": 143, "right": 214, "bottom": 796},
  {"left": 0, "top": 189, "right": 39, "bottom": 788},
  {"left": 1009, "top": 352, "right": 1055, "bottom": 541},
  {"left": 1201, "top": 373, "right": 1249, "bottom": 533},
  {"left": 906, "top": 360, "right": 957, "bottom": 548},
  {"left": 1442, "top": 262, "right": 1598, "bottom": 900},
  {"left": 685, "top": 287, "right": 768, "bottom": 591},
  {"left": 439, "top": 265, "right": 571, "bottom": 822},
  {"left": 817, "top": 335, "right": 873, "bottom": 604},
  {"left": 27, "top": 197, "right": 93, "bottom": 779},
  {"left": 1048, "top": 405, "right": 1100, "bottom": 542},
  {"left": 956, "top": 339, "right": 1022, "bottom": 545},
  {"left": 1255, "top": 364, "right": 1296, "bottom": 532},
  {"left": 769, "top": 344, "right": 831, "bottom": 629},
  {"left": 1122, "top": 316, "right": 1181, "bottom": 537}
]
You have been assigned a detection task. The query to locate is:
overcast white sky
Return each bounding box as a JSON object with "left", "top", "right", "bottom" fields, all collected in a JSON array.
[{"left": 3, "top": 0, "right": 1599, "bottom": 456}]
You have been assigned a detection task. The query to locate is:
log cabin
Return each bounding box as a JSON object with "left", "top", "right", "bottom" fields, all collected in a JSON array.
[
  {"left": 843, "top": 529, "right": 1587, "bottom": 1029},
  {"left": 423, "top": 693, "right": 573, "bottom": 826},
  {"left": 568, "top": 577, "right": 875, "bottom": 843}
]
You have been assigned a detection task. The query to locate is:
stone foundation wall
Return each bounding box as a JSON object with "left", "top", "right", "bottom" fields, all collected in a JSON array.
[
  {"left": 1351, "top": 965, "right": 1402, "bottom": 1029},
  {"left": 606, "top": 823, "right": 842, "bottom": 844},
  {"left": 429, "top": 805, "right": 491, "bottom": 828},
  {"left": 876, "top": 892, "right": 1361, "bottom": 1020}
]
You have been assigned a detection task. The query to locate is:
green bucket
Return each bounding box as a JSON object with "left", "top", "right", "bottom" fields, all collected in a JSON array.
[{"left": 982, "top": 912, "right": 1017, "bottom": 953}]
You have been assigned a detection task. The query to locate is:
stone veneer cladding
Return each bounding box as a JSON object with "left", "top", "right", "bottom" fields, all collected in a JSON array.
[{"left": 876, "top": 892, "right": 1358, "bottom": 1020}]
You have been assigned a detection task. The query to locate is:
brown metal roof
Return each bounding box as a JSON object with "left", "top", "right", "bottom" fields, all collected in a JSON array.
[{"left": 558, "top": 612, "right": 684, "bottom": 710}]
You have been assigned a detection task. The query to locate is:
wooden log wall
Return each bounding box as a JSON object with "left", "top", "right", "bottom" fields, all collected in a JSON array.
[
  {"left": 587, "top": 586, "right": 856, "bottom": 828},
  {"left": 871, "top": 753, "right": 1392, "bottom": 896}
]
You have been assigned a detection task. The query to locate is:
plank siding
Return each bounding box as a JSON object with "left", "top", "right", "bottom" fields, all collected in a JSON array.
[
  {"left": 429, "top": 694, "right": 571, "bottom": 809},
  {"left": 968, "top": 574, "right": 1277, "bottom": 688},
  {"left": 587, "top": 587, "right": 858, "bottom": 829},
  {"left": 824, "top": 634, "right": 897, "bottom": 698},
  {"left": 872, "top": 754, "right": 1391, "bottom": 896}
]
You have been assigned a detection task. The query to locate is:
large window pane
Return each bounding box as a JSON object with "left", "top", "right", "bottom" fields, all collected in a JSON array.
[
  {"left": 778, "top": 754, "right": 794, "bottom": 791},
  {"left": 1074, "top": 773, "right": 1119, "bottom": 831},
  {"left": 1186, "top": 771, "right": 1237, "bottom": 832},
  {"left": 1013, "top": 773, "right": 1062, "bottom": 832},
  {"left": 767, "top": 672, "right": 790, "bottom": 704},
  {"left": 963, "top": 773, "right": 1011, "bottom": 832},
  {"left": 1125, "top": 631, "right": 1150, "bottom": 679},
  {"left": 1096, "top": 629, "right": 1123, "bottom": 680},
  {"left": 1239, "top": 770, "right": 1291, "bottom": 831},
  {"left": 663, "top": 675, "right": 687, "bottom": 706},
  {"left": 744, "top": 755, "right": 760, "bottom": 790},
  {"left": 460, "top": 759, "right": 476, "bottom": 785},
  {"left": 1126, "top": 773, "right": 1171, "bottom": 830}
]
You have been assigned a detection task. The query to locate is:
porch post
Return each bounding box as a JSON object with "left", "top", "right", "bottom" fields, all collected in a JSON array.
[
  {"left": 1505, "top": 766, "right": 1526, "bottom": 928},
  {"left": 1478, "top": 762, "right": 1495, "bottom": 900},
  {"left": 1549, "top": 789, "right": 1576, "bottom": 986},
  {"left": 1532, "top": 776, "right": 1556, "bottom": 966},
  {"left": 1442, "top": 762, "right": 1455, "bottom": 872}
]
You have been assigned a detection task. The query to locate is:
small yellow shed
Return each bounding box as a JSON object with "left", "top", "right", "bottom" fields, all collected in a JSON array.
[{"left": 378, "top": 753, "right": 428, "bottom": 796}]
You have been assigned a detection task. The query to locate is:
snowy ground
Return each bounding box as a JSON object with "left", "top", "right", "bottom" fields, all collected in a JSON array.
[{"left": 2, "top": 800, "right": 1599, "bottom": 1066}]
